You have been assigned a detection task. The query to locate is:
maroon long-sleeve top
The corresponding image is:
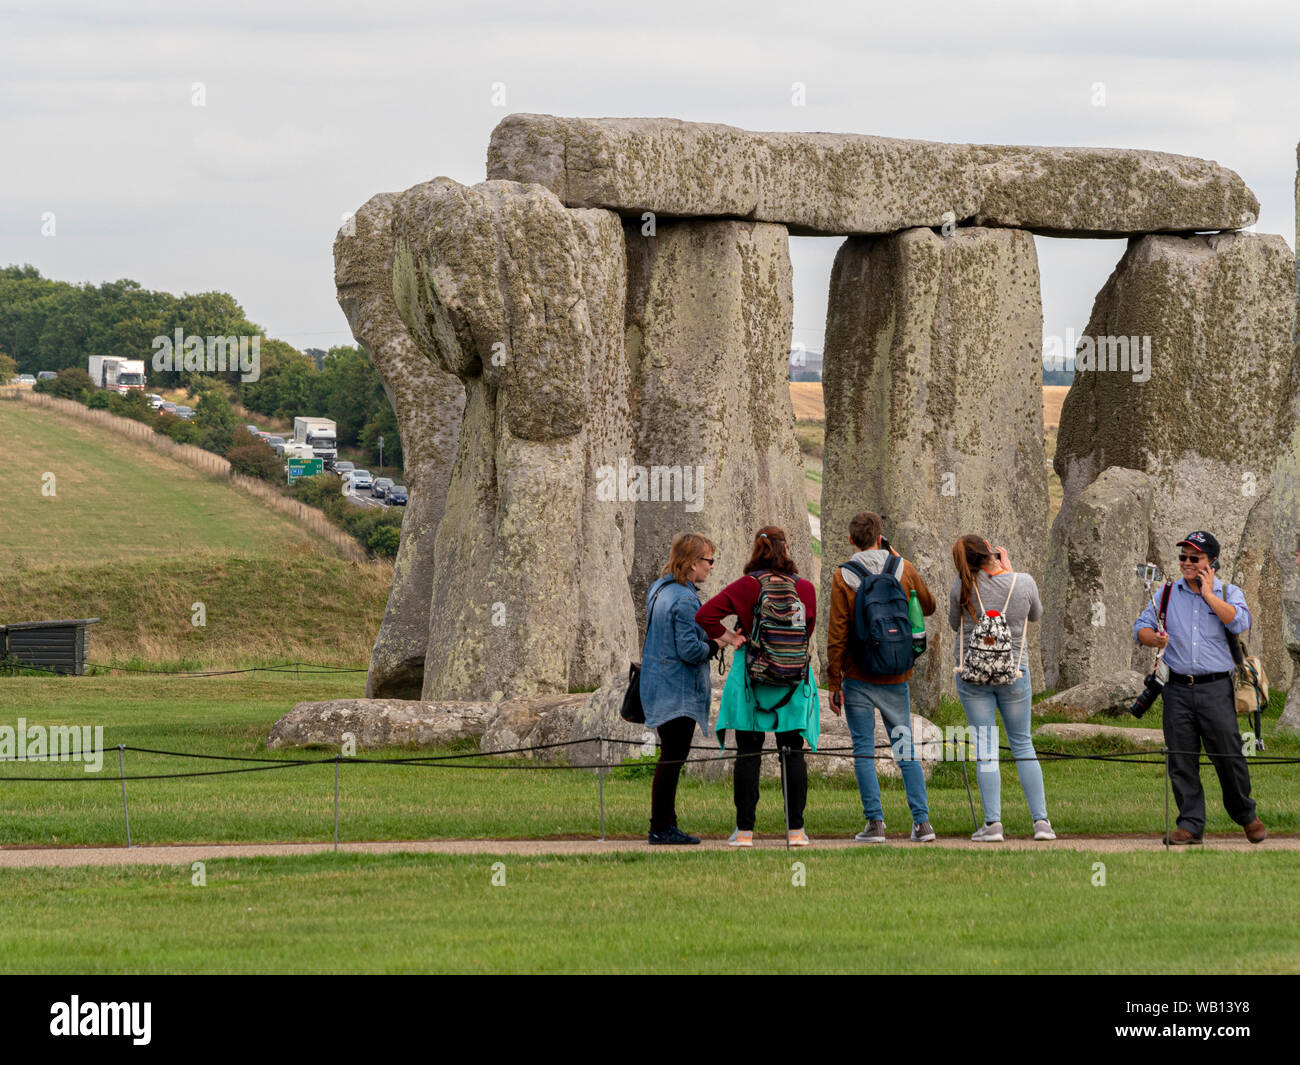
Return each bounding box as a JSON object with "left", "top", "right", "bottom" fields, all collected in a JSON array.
[{"left": 696, "top": 572, "right": 818, "bottom": 640}]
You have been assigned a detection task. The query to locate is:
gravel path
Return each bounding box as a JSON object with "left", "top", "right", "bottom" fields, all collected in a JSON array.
[{"left": 1, "top": 834, "right": 1295, "bottom": 867}]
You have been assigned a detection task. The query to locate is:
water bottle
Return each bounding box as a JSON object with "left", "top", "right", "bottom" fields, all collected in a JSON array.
[{"left": 908, "top": 589, "right": 926, "bottom": 656}]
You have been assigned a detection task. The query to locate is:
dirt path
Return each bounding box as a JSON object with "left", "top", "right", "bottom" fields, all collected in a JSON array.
[{"left": 2, "top": 834, "right": 1295, "bottom": 867}]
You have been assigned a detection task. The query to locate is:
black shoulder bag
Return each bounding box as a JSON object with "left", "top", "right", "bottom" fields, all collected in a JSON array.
[{"left": 620, "top": 583, "right": 667, "bottom": 723}]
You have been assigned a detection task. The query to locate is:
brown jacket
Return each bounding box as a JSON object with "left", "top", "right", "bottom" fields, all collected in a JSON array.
[{"left": 826, "top": 554, "right": 935, "bottom": 690}]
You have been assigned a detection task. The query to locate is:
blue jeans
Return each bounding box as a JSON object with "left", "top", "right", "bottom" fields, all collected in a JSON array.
[
  {"left": 954, "top": 671, "right": 1047, "bottom": 823},
  {"left": 841, "top": 678, "right": 929, "bottom": 824}
]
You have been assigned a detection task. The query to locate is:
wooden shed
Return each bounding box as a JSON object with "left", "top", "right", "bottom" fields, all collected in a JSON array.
[{"left": 0, "top": 618, "right": 100, "bottom": 675}]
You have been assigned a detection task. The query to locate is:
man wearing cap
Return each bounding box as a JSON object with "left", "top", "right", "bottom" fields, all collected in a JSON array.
[{"left": 1133, "top": 531, "right": 1266, "bottom": 844}]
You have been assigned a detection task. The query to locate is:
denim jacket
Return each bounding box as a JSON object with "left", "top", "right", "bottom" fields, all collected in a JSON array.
[{"left": 639, "top": 575, "right": 713, "bottom": 734}]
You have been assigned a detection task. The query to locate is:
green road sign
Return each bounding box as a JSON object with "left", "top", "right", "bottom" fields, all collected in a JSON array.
[{"left": 287, "top": 458, "right": 324, "bottom": 484}]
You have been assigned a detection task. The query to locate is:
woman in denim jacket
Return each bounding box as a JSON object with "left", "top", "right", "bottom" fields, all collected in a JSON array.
[{"left": 642, "top": 532, "right": 742, "bottom": 844}]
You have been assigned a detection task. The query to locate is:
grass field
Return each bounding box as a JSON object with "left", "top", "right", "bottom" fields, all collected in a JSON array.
[
  {"left": 1, "top": 673, "right": 1296, "bottom": 847},
  {"left": 2, "top": 848, "right": 1298, "bottom": 974},
  {"left": 0, "top": 399, "right": 390, "bottom": 665}
]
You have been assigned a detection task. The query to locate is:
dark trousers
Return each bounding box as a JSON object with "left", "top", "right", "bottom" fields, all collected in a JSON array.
[
  {"left": 650, "top": 715, "right": 697, "bottom": 832},
  {"left": 1162, "top": 676, "right": 1256, "bottom": 834},
  {"left": 734, "top": 730, "right": 807, "bottom": 831}
]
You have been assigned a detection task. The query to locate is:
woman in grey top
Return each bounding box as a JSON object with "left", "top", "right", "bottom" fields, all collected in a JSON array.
[{"left": 948, "top": 534, "right": 1054, "bottom": 843}]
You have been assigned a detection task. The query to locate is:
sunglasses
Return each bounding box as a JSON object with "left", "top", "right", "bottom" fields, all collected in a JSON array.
[
  {"left": 701, "top": 557, "right": 714, "bottom": 564},
  {"left": 1178, "top": 554, "right": 1206, "bottom": 563}
]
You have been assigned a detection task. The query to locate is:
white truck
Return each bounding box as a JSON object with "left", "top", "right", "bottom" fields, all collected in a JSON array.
[
  {"left": 293, "top": 417, "right": 338, "bottom": 465},
  {"left": 87, "top": 356, "right": 146, "bottom": 393}
]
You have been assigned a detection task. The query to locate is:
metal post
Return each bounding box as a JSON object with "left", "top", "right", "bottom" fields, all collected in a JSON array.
[
  {"left": 598, "top": 760, "right": 606, "bottom": 843},
  {"left": 117, "top": 745, "right": 133, "bottom": 849},
  {"left": 780, "top": 742, "right": 791, "bottom": 850},
  {"left": 334, "top": 756, "right": 340, "bottom": 852},
  {"left": 961, "top": 755, "right": 978, "bottom": 833},
  {"left": 1163, "top": 746, "right": 1170, "bottom": 851}
]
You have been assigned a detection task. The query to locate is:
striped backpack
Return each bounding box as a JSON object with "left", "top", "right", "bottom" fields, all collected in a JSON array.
[{"left": 745, "top": 570, "right": 810, "bottom": 710}]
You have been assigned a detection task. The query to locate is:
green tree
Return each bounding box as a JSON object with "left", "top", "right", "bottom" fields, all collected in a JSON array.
[{"left": 195, "top": 388, "right": 240, "bottom": 453}]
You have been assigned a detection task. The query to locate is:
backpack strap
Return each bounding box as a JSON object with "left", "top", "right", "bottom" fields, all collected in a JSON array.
[
  {"left": 1158, "top": 581, "right": 1172, "bottom": 629},
  {"left": 894, "top": 555, "right": 906, "bottom": 583},
  {"left": 1001, "top": 572, "right": 1019, "bottom": 613}
]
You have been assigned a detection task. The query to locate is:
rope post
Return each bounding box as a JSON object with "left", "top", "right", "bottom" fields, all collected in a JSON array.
[
  {"left": 1163, "top": 746, "right": 1170, "bottom": 851},
  {"left": 961, "top": 750, "right": 979, "bottom": 833},
  {"left": 334, "top": 756, "right": 340, "bottom": 852},
  {"left": 597, "top": 737, "right": 606, "bottom": 842},
  {"left": 780, "top": 742, "right": 791, "bottom": 850},
  {"left": 117, "top": 745, "right": 133, "bottom": 849}
]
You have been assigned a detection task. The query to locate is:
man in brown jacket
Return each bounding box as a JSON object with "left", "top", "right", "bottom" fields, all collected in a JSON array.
[{"left": 827, "top": 511, "right": 937, "bottom": 843}]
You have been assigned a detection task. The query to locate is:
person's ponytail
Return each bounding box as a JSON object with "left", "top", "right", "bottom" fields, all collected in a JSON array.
[{"left": 953, "top": 534, "right": 994, "bottom": 621}]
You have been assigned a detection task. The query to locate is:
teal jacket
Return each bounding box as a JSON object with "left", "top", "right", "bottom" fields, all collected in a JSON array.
[{"left": 716, "top": 645, "right": 820, "bottom": 749}]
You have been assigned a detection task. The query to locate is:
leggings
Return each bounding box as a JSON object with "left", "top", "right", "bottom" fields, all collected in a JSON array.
[
  {"left": 733, "top": 730, "right": 806, "bottom": 831},
  {"left": 650, "top": 715, "right": 698, "bottom": 832}
]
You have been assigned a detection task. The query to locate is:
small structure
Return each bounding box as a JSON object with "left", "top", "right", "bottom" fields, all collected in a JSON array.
[{"left": 0, "top": 619, "right": 100, "bottom": 675}]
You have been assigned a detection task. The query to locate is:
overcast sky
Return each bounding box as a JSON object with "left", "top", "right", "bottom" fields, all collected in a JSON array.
[{"left": 3, "top": 0, "right": 1297, "bottom": 357}]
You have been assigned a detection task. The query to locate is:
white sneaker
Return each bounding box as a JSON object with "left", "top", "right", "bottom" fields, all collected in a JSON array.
[
  {"left": 971, "top": 821, "right": 1004, "bottom": 842},
  {"left": 854, "top": 820, "right": 887, "bottom": 843},
  {"left": 1033, "top": 819, "right": 1056, "bottom": 841}
]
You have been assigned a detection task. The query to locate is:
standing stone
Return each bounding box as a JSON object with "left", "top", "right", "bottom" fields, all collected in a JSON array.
[
  {"left": 1055, "top": 232, "right": 1295, "bottom": 691},
  {"left": 1043, "top": 466, "right": 1154, "bottom": 690},
  {"left": 334, "top": 193, "right": 466, "bottom": 698},
  {"left": 1278, "top": 143, "right": 1300, "bottom": 731},
  {"left": 820, "top": 226, "right": 1048, "bottom": 714},
  {"left": 390, "top": 178, "right": 637, "bottom": 700},
  {"left": 624, "top": 219, "right": 811, "bottom": 624}
]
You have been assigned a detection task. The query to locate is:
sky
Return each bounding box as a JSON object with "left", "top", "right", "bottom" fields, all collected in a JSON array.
[{"left": 2, "top": 0, "right": 1297, "bottom": 358}]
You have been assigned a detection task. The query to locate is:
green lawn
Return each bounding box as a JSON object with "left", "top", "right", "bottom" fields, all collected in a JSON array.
[
  {"left": 1, "top": 849, "right": 1296, "bottom": 973},
  {"left": 1, "top": 674, "right": 1296, "bottom": 846}
]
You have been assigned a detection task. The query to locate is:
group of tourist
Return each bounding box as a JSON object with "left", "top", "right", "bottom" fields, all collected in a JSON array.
[{"left": 639, "top": 513, "right": 1265, "bottom": 847}]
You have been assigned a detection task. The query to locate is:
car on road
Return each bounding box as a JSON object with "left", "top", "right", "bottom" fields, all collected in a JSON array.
[
  {"left": 265, "top": 436, "right": 287, "bottom": 454},
  {"left": 18, "top": 374, "right": 36, "bottom": 385},
  {"left": 160, "top": 401, "right": 178, "bottom": 413},
  {"left": 388, "top": 485, "right": 408, "bottom": 506},
  {"left": 245, "top": 424, "right": 260, "bottom": 435},
  {"left": 372, "top": 477, "right": 395, "bottom": 500},
  {"left": 348, "top": 469, "right": 374, "bottom": 491},
  {"left": 333, "top": 461, "right": 355, "bottom": 477},
  {"left": 148, "top": 393, "right": 164, "bottom": 409},
  {"left": 37, "top": 371, "right": 57, "bottom": 380},
  {"left": 174, "top": 405, "right": 195, "bottom": 420}
]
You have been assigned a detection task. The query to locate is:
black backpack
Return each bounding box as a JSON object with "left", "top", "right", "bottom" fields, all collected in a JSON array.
[{"left": 840, "top": 556, "right": 915, "bottom": 676}]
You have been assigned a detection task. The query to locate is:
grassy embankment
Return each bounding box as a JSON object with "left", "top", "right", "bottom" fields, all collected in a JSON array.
[{"left": 0, "top": 398, "right": 390, "bottom": 667}]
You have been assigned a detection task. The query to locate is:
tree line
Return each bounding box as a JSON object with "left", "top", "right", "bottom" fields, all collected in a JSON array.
[{"left": 0, "top": 264, "right": 400, "bottom": 466}]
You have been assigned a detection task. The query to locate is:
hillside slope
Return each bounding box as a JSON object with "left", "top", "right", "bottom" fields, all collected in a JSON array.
[{"left": 0, "top": 399, "right": 390, "bottom": 666}]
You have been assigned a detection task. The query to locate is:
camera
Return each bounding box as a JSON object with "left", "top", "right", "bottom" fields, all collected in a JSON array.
[
  {"left": 1129, "top": 659, "right": 1169, "bottom": 718},
  {"left": 1129, "top": 672, "right": 1163, "bottom": 718}
]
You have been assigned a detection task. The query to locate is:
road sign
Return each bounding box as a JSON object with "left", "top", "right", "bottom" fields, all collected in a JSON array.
[{"left": 287, "top": 457, "right": 324, "bottom": 484}]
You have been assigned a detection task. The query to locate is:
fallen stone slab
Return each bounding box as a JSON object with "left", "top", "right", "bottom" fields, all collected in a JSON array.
[
  {"left": 1032, "top": 671, "right": 1147, "bottom": 721},
  {"left": 487, "top": 114, "right": 1257, "bottom": 237},
  {"left": 1033, "top": 722, "right": 1164, "bottom": 746},
  {"left": 268, "top": 700, "right": 495, "bottom": 749}
]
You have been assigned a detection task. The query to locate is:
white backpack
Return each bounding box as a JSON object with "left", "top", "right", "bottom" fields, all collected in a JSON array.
[{"left": 956, "top": 575, "right": 1025, "bottom": 685}]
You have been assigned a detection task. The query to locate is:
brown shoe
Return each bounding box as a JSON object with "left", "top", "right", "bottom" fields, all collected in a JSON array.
[
  {"left": 1244, "top": 819, "right": 1267, "bottom": 844},
  {"left": 1164, "top": 828, "right": 1203, "bottom": 845}
]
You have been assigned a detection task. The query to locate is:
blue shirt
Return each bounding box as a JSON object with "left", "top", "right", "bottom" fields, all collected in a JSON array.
[{"left": 1132, "top": 577, "right": 1250, "bottom": 675}]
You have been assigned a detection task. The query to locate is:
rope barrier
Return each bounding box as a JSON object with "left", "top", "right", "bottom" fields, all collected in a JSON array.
[{"left": 2, "top": 660, "right": 367, "bottom": 677}]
